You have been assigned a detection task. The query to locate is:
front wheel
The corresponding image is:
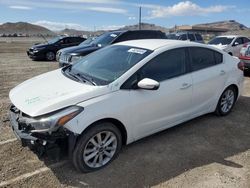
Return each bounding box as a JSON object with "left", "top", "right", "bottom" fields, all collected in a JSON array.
[
  {"left": 72, "top": 122, "right": 122, "bottom": 173},
  {"left": 215, "top": 86, "right": 237, "bottom": 116},
  {"left": 45, "top": 51, "right": 55, "bottom": 61}
]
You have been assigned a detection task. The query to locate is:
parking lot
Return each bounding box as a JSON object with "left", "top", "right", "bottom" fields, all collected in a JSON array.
[{"left": 0, "top": 38, "right": 250, "bottom": 188}]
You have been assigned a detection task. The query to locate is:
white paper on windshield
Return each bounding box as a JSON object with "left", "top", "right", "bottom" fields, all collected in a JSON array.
[
  {"left": 110, "top": 34, "right": 117, "bottom": 37},
  {"left": 128, "top": 48, "right": 147, "bottom": 54}
]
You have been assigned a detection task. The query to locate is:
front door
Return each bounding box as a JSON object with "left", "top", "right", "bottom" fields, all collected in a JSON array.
[{"left": 123, "top": 48, "right": 193, "bottom": 140}]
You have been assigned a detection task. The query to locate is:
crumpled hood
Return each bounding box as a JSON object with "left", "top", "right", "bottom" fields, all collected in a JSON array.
[{"left": 9, "top": 69, "right": 111, "bottom": 117}]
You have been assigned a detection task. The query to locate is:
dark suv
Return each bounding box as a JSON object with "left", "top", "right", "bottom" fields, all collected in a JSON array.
[
  {"left": 166, "top": 32, "right": 204, "bottom": 43},
  {"left": 27, "top": 36, "right": 86, "bottom": 61},
  {"left": 57, "top": 30, "right": 166, "bottom": 67}
]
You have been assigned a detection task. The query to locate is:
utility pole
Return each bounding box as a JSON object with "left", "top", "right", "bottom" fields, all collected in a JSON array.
[{"left": 139, "top": 6, "right": 141, "bottom": 30}]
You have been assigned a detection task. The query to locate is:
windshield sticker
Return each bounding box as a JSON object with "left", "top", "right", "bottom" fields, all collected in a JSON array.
[
  {"left": 128, "top": 48, "right": 147, "bottom": 54},
  {"left": 110, "top": 34, "right": 117, "bottom": 38}
]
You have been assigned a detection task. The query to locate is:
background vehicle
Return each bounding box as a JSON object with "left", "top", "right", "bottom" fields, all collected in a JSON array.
[
  {"left": 58, "top": 30, "right": 166, "bottom": 67},
  {"left": 239, "top": 42, "right": 250, "bottom": 77},
  {"left": 208, "top": 35, "right": 250, "bottom": 57},
  {"left": 9, "top": 40, "right": 244, "bottom": 173},
  {"left": 27, "top": 36, "right": 86, "bottom": 61},
  {"left": 166, "top": 32, "right": 204, "bottom": 43},
  {"left": 56, "top": 37, "right": 96, "bottom": 61}
]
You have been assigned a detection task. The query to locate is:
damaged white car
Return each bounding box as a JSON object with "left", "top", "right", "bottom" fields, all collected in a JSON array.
[{"left": 9, "top": 39, "right": 244, "bottom": 172}]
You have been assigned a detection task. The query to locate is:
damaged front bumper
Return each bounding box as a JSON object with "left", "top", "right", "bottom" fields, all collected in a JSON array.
[{"left": 8, "top": 105, "right": 77, "bottom": 150}]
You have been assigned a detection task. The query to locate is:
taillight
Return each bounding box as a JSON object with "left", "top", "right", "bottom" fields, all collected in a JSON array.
[{"left": 238, "top": 61, "right": 245, "bottom": 71}]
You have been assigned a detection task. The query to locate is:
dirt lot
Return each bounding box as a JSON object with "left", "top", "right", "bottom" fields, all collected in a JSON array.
[{"left": 0, "top": 37, "right": 250, "bottom": 188}]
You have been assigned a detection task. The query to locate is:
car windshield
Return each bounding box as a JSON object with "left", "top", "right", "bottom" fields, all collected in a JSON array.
[
  {"left": 47, "top": 36, "right": 62, "bottom": 44},
  {"left": 208, "top": 37, "right": 234, "bottom": 45},
  {"left": 166, "top": 34, "right": 179, "bottom": 39},
  {"left": 91, "top": 32, "right": 121, "bottom": 47},
  {"left": 66, "top": 45, "right": 152, "bottom": 85},
  {"left": 79, "top": 37, "right": 94, "bottom": 46}
]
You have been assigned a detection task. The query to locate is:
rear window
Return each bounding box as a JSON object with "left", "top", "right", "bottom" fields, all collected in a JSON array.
[
  {"left": 179, "top": 34, "right": 187, "bottom": 40},
  {"left": 189, "top": 47, "right": 223, "bottom": 71},
  {"left": 188, "top": 34, "right": 195, "bottom": 41},
  {"left": 214, "top": 51, "right": 223, "bottom": 64},
  {"left": 195, "top": 34, "right": 203, "bottom": 41}
]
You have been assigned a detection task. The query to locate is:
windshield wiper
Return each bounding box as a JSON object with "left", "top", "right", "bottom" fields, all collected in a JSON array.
[
  {"left": 66, "top": 71, "right": 85, "bottom": 83},
  {"left": 76, "top": 73, "right": 97, "bottom": 86}
]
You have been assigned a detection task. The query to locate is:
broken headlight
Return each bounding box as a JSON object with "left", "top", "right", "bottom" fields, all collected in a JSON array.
[{"left": 26, "top": 106, "right": 83, "bottom": 133}]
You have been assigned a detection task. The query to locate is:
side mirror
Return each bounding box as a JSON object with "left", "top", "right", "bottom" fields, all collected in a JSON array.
[
  {"left": 137, "top": 78, "right": 160, "bottom": 90},
  {"left": 233, "top": 42, "right": 239, "bottom": 46}
]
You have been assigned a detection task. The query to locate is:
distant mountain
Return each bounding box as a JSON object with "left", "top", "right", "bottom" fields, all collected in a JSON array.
[
  {"left": 57, "top": 23, "right": 169, "bottom": 36},
  {"left": 57, "top": 28, "right": 95, "bottom": 37},
  {"left": 0, "top": 22, "right": 55, "bottom": 36},
  {"left": 1, "top": 20, "right": 249, "bottom": 38},
  {"left": 195, "top": 20, "right": 249, "bottom": 31},
  {"left": 119, "top": 23, "right": 169, "bottom": 32}
]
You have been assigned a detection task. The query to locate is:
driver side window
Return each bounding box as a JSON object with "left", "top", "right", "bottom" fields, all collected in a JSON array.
[
  {"left": 139, "top": 48, "right": 187, "bottom": 82},
  {"left": 121, "top": 48, "right": 187, "bottom": 89},
  {"left": 234, "top": 38, "right": 243, "bottom": 46}
]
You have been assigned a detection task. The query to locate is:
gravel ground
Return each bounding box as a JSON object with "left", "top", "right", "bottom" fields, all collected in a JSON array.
[{"left": 0, "top": 37, "right": 249, "bottom": 188}]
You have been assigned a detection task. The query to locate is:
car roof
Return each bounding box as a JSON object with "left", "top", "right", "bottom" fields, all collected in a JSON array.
[
  {"left": 115, "top": 39, "right": 206, "bottom": 50},
  {"left": 215, "top": 35, "right": 244, "bottom": 38}
]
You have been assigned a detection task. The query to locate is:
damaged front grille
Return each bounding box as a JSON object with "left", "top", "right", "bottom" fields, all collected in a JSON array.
[{"left": 9, "top": 105, "right": 34, "bottom": 132}]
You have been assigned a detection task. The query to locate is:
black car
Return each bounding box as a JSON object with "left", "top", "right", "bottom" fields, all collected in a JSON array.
[
  {"left": 166, "top": 32, "right": 204, "bottom": 43},
  {"left": 58, "top": 30, "right": 166, "bottom": 67},
  {"left": 27, "top": 36, "right": 86, "bottom": 61}
]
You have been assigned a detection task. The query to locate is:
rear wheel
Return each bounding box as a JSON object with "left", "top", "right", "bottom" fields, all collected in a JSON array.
[
  {"left": 72, "top": 122, "right": 122, "bottom": 173},
  {"left": 45, "top": 51, "right": 55, "bottom": 61},
  {"left": 215, "top": 86, "right": 237, "bottom": 116}
]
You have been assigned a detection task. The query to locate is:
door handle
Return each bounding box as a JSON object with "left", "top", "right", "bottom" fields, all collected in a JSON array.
[
  {"left": 180, "top": 83, "right": 192, "bottom": 90},
  {"left": 220, "top": 70, "right": 226, "bottom": 75}
]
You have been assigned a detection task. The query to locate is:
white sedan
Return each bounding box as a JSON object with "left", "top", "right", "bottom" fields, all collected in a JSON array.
[
  {"left": 208, "top": 35, "right": 250, "bottom": 57},
  {"left": 9, "top": 39, "right": 244, "bottom": 172}
]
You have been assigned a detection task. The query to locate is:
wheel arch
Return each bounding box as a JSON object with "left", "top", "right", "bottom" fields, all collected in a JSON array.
[
  {"left": 225, "top": 84, "right": 239, "bottom": 99},
  {"left": 79, "top": 118, "right": 128, "bottom": 145}
]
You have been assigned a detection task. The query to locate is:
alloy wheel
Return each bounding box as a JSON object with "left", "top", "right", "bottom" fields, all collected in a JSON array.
[
  {"left": 83, "top": 131, "right": 117, "bottom": 168},
  {"left": 220, "top": 89, "right": 235, "bottom": 113}
]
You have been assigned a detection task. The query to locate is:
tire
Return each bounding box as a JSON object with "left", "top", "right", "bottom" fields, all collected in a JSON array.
[
  {"left": 215, "top": 86, "right": 237, "bottom": 116},
  {"left": 45, "top": 51, "right": 55, "bottom": 61},
  {"left": 72, "top": 122, "right": 122, "bottom": 173}
]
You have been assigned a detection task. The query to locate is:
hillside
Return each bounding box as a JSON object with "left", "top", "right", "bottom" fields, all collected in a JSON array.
[
  {"left": 0, "top": 22, "right": 55, "bottom": 36},
  {"left": 119, "top": 22, "right": 169, "bottom": 32},
  {"left": 195, "top": 20, "right": 248, "bottom": 31}
]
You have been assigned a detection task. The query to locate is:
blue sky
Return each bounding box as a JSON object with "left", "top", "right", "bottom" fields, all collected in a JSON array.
[{"left": 0, "top": 0, "right": 249, "bottom": 31}]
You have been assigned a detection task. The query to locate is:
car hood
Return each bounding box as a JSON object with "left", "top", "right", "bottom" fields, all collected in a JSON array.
[
  {"left": 209, "top": 44, "right": 228, "bottom": 50},
  {"left": 61, "top": 44, "right": 100, "bottom": 54},
  {"left": 31, "top": 43, "right": 49, "bottom": 49},
  {"left": 9, "top": 69, "right": 111, "bottom": 117}
]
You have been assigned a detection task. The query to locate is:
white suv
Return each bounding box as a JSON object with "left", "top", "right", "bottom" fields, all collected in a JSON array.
[
  {"left": 9, "top": 40, "right": 244, "bottom": 172},
  {"left": 208, "top": 35, "right": 250, "bottom": 57}
]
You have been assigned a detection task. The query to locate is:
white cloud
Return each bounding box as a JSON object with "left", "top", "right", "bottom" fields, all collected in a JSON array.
[
  {"left": 2, "top": 0, "right": 127, "bottom": 14},
  {"left": 9, "top": 5, "right": 32, "bottom": 10},
  {"left": 128, "top": 16, "right": 136, "bottom": 20},
  {"left": 58, "top": 0, "right": 119, "bottom": 4},
  {"left": 87, "top": 7, "right": 126, "bottom": 14},
  {"left": 33, "top": 20, "right": 89, "bottom": 31},
  {"left": 146, "top": 1, "right": 231, "bottom": 19}
]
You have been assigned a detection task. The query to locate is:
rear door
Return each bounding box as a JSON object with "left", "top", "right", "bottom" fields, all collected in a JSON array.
[{"left": 189, "top": 47, "right": 226, "bottom": 115}]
